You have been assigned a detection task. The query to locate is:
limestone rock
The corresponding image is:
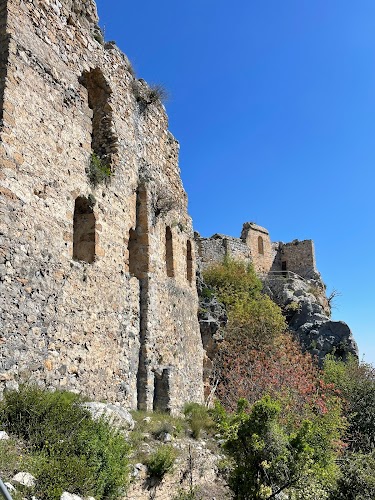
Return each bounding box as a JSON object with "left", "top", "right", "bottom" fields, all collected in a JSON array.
[
  {"left": 264, "top": 274, "right": 358, "bottom": 363},
  {"left": 196, "top": 268, "right": 227, "bottom": 398},
  {"left": 82, "top": 402, "right": 135, "bottom": 431},
  {"left": 60, "top": 493, "right": 83, "bottom": 500},
  {"left": 0, "top": 430, "right": 9, "bottom": 440},
  {"left": 12, "top": 472, "right": 36, "bottom": 488}
]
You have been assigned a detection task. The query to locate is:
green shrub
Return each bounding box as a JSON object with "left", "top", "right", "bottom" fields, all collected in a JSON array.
[
  {"left": 173, "top": 487, "right": 201, "bottom": 499},
  {"left": 203, "top": 257, "right": 286, "bottom": 345},
  {"left": 87, "top": 152, "right": 112, "bottom": 187},
  {"left": 131, "top": 410, "right": 186, "bottom": 438},
  {"left": 0, "top": 438, "right": 27, "bottom": 482},
  {"left": 184, "top": 403, "right": 214, "bottom": 439},
  {"left": 152, "top": 421, "right": 174, "bottom": 440},
  {"left": 215, "top": 395, "right": 341, "bottom": 499},
  {"left": 146, "top": 445, "right": 177, "bottom": 479},
  {"left": 0, "top": 385, "right": 130, "bottom": 499},
  {"left": 323, "top": 355, "right": 375, "bottom": 452},
  {"left": 330, "top": 451, "right": 375, "bottom": 499}
]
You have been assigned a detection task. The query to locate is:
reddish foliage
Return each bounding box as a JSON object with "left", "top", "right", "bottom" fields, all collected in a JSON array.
[{"left": 215, "top": 330, "right": 329, "bottom": 423}]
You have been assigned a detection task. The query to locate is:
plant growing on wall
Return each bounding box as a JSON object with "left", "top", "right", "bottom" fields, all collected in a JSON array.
[
  {"left": 87, "top": 152, "right": 112, "bottom": 187},
  {"left": 132, "top": 80, "right": 169, "bottom": 111}
]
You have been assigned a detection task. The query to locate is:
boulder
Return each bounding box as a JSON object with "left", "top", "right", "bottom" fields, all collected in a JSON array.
[
  {"left": 12, "top": 472, "right": 36, "bottom": 488},
  {"left": 61, "top": 494, "right": 83, "bottom": 500},
  {"left": 0, "top": 430, "right": 9, "bottom": 440},
  {"left": 82, "top": 402, "right": 134, "bottom": 431}
]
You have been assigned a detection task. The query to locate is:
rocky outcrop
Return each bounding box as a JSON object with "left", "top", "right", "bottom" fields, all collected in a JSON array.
[{"left": 263, "top": 273, "right": 358, "bottom": 363}]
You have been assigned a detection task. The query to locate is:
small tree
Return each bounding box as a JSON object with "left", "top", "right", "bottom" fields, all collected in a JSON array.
[
  {"left": 215, "top": 395, "right": 342, "bottom": 499},
  {"left": 323, "top": 355, "right": 375, "bottom": 452}
]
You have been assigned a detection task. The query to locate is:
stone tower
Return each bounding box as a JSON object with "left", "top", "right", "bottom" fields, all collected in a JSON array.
[{"left": 0, "top": 0, "right": 204, "bottom": 412}]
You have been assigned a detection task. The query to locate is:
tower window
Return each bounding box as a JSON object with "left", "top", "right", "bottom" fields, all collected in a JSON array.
[{"left": 258, "top": 236, "right": 264, "bottom": 255}]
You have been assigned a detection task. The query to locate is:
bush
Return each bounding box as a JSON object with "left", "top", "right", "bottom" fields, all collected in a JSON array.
[
  {"left": 152, "top": 421, "right": 174, "bottom": 440},
  {"left": 0, "top": 386, "right": 130, "bottom": 499},
  {"left": 87, "top": 152, "right": 112, "bottom": 187},
  {"left": 132, "top": 81, "right": 169, "bottom": 108},
  {"left": 323, "top": 355, "right": 375, "bottom": 452},
  {"left": 203, "top": 258, "right": 286, "bottom": 347},
  {"left": 215, "top": 395, "right": 342, "bottom": 499},
  {"left": 183, "top": 403, "right": 214, "bottom": 439},
  {"left": 146, "top": 445, "right": 177, "bottom": 480},
  {"left": 0, "top": 438, "right": 26, "bottom": 482},
  {"left": 330, "top": 451, "right": 375, "bottom": 499}
]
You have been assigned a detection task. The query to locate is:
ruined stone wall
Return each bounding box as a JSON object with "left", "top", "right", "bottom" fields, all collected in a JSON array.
[
  {"left": 196, "top": 224, "right": 318, "bottom": 282},
  {"left": 0, "top": 0, "right": 203, "bottom": 411},
  {"left": 278, "top": 240, "right": 317, "bottom": 278},
  {"left": 196, "top": 233, "right": 251, "bottom": 270}
]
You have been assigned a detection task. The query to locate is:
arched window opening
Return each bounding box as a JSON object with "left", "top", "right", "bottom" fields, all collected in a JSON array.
[
  {"left": 166, "top": 227, "right": 174, "bottom": 277},
  {"left": 73, "top": 196, "right": 96, "bottom": 263},
  {"left": 80, "top": 68, "right": 117, "bottom": 164},
  {"left": 258, "top": 236, "right": 264, "bottom": 255},
  {"left": 186, "top": 240, "right": 193, "bottom": 284}
]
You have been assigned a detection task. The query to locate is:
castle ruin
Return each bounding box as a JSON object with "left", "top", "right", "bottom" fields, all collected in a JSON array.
[
  {"left": 196, "top": 221, "right": 318, "bottom": 279},
  {"left": 0, "top": 0, "right": 204, "bottom": 412}
]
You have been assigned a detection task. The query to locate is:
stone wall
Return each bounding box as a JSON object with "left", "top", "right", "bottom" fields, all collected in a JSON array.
[
  {"left": 0, "top": 0, "right": 203, "bottom": 411},
  {"left": 196, "top": 233, "right": 251, "bottom": 270},
  {"left": 278, "top": 240, "right": 317, "bottom": 278},
  {"left": 196, "top": 224, "right": 318, "bottom": 281}
]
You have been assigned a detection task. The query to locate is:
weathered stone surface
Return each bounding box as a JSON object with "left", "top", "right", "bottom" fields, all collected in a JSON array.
[
  {"left": 0, "top": 0, "right": 204, "bottom": 412},
  {"left": 196, "top": 223, "right": 317, "bottom": 279},
  {"left": 0, "top": 430, "right": 9, "bottom": 439},
  {"left": 60, "top": 493, "right": 84, "bottom": 500},
  {"left": 12, "top": 472, "right": 36, "bottom": 488},
  {"left": 82, "top": 401, "right": 135, "bottom": 431},
  {"left": 4, "top": 482, "right": 15, "bottom": 493},
  {"left": 264, "top": 274, "right": 358, "bottom": 363}
]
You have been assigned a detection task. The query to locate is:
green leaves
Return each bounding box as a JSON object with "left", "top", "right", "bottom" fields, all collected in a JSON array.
[
  {"left": 215, "top": 395, "right": 341, "bottom": 499},
  {"left": 0, "top": 385, "right": 130, "bottom": 499}
]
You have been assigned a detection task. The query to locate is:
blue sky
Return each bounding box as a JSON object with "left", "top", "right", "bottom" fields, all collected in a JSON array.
[{"left": 96, "top": 0, "right": 375, "bottom": 364}]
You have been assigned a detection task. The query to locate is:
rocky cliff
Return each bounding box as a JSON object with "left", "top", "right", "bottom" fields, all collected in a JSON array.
[{"left": 263, "top": 272, "right": 358, "bottom": 363}]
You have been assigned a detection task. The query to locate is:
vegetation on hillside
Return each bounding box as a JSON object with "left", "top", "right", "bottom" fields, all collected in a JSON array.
[
  {"left": 0, "top": 386, "right": 130, "bottom": 500},
  {"left": 204, "top": 257, "right": 375, "bottom": 499}
]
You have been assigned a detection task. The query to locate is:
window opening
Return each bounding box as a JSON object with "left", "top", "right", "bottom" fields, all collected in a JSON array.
[
  {"left": 166, "top": 226, "right": 174, "bottom": 277},
  {"left": 80, "top": 68, "right": 117, "bottom": 164},
  {"left": 258, "top": 235, "right": 264, "bottom": 255},
  {"left": 73, "top": 196, "right": 96, "bottom": 263}
]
